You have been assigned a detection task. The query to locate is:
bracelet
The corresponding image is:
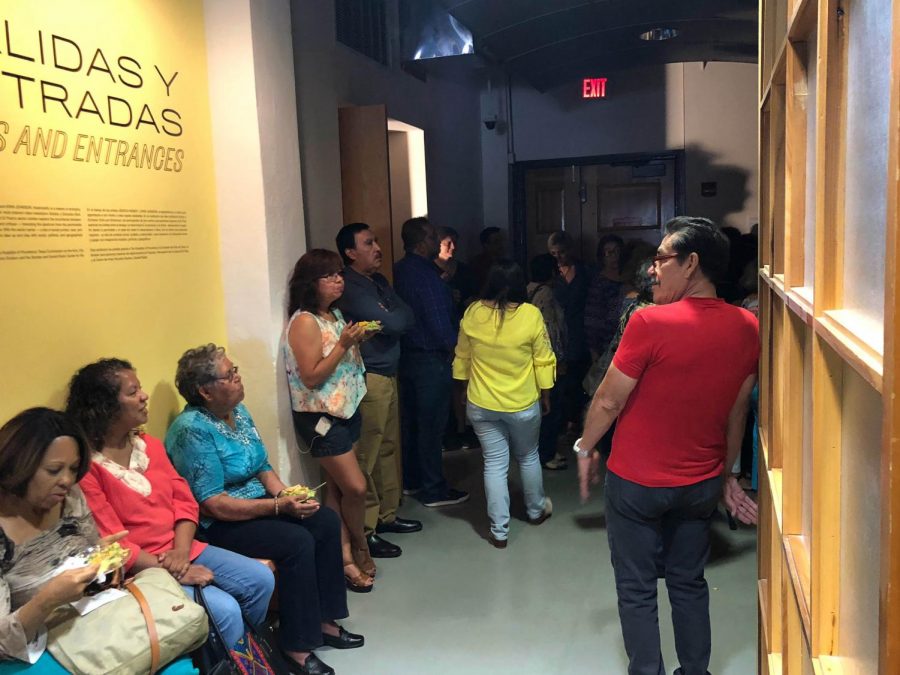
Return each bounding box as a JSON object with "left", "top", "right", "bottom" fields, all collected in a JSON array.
[
  {"left": 572, "top": 437, "right": 593, "bottom": 458},
  {"left": 274, "top": 496, "right": 279, "bottom": 516}
]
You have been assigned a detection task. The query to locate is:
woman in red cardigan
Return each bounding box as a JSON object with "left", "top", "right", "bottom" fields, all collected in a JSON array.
[{"left": 66, "top": 358, "right": 275, "bottom": 651}]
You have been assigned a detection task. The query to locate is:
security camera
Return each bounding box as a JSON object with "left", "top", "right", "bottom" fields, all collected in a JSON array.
[{"left": 484, "top": 118, "right": 497, "bottom": 130}]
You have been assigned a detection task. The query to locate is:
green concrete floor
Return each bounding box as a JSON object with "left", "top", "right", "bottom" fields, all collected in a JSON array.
[{"left": 320, "top": 448, "right": 758, "bottom": 675}]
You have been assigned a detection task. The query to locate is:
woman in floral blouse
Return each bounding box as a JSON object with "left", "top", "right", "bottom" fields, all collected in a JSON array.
[{"left": 283, "top": 249, "right": 373, "bottom": 593}]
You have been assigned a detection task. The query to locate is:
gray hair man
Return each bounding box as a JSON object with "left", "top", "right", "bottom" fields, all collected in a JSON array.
[{"left": 576, "top": 217, "right": 759, "bottom": 675}]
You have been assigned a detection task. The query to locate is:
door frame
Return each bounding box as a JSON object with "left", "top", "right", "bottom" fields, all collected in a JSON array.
[{"left": 509, "top": 150, "right": 686, "bottom": 268}]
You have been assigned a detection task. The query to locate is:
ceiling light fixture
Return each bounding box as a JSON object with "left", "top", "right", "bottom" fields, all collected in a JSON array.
[{"left": 639, "top": 28, "right": 679, "bottom": 41}]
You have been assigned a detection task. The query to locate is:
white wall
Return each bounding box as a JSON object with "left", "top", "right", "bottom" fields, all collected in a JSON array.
[
  {"left": 204, "top": 0, "right": 312, "bottom": 484},
  {"left": 291, "top": 0, "right": 485, "bottom": 257},
  {"left": 482, "top": 62, "right": 758, "bottom": 233}
]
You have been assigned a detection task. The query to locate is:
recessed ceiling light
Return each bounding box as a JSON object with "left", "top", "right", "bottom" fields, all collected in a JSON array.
[{"left": 639, "top": 28, "right": 679, "bottom": 41}]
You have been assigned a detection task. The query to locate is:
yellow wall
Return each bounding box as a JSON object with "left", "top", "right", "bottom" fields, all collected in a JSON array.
[{"left": 0, "top": 0, "right": 226, "bottom": 437}]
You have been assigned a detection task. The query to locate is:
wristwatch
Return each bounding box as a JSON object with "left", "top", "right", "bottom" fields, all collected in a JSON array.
[{"left": 572, "top": 437, "right": 592, "bottom": 458}]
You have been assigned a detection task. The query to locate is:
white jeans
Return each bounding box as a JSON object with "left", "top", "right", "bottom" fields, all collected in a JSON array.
[{"left": 467, "top": 401, "right": 547, "bottom": 540}]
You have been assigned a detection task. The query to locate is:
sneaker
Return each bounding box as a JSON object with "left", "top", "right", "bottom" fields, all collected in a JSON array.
[
  {"left": 529, "top": 496, "right": 553, "bottom": 525},
  {"left": 402, "top": 487, "right": 420, "bottom": 496},
  {"left": 542, "top": 455, "right": 568, "bottom": 470},
  {"left": 460, "top": 428, "right": 480, "bottom": 449},
  {"left": 421, "top": 488, "right": 470, "bottom": 507}
]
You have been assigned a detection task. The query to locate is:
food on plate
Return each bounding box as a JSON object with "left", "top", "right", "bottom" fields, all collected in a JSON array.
[
  {"left": 281, "top": 484, "right": 317, "bottom": 501},
  {"left": 356, "top": 320, "right": 382, "bottom": 332},
  {"left": 87, "top": 542, "right": 129, "bottom": 576}
]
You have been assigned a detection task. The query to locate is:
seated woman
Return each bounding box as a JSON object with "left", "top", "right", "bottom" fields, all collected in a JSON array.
[
  {"left": 65, "top": 358, "right": 275, "bottom": 655},
  {"left": 166, "top": 344, "right": 362, "bottom": 675},
  {"left": 0, "top": 408, "right": 194, "bottom": 674},
  {"left": 453, "top": 260, "right": 556, "bottom": 548}
]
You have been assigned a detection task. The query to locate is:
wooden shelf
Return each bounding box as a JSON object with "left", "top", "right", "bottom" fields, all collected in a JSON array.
[
  {"left": 815, "top": 313, "right": 884, "bottom": 393},
  {"left": 788, "top": 0, "right": 817, "bottom": 41},
  {"left": 769, "top": 468, "right": 785, "bottom": 535},
  {"left": 786, "top": 287, "right": 814, "bottom": 325},
  {"left": 784, "top": 535, "right": 812, "bottom": 645},
  {"left": 761, "top": 35, "right": 789, "bottom": 108},
  {"left": 759, "top": 578, "right": 771, "bottom": 652}
]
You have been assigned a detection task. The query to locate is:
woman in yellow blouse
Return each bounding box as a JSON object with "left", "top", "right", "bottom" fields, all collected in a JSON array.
[{"left": 453, "top": 260, "right": 557, "bottom": 547}]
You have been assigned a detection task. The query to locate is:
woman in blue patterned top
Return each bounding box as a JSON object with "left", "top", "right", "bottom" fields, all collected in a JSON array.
[{"left": 166, "top": 344, "right": 364, "bottom": 675}]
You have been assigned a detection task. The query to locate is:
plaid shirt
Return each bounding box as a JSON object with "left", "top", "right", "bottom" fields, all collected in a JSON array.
[{"left": 394, "top": 252, "right": 457, "bottom": 353}]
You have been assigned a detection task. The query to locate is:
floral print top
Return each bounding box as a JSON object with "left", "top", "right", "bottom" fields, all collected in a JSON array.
[
  {"left": 165, "top": 403, "right": 273, "bottom": 528},
  {"left": 283, "top": 309, "right": 366, "bottom": 419}
]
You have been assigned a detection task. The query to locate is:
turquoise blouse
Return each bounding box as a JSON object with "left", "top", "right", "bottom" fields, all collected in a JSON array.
[{"left": 165, "top": 403, "right": 273, "bottom": 527}]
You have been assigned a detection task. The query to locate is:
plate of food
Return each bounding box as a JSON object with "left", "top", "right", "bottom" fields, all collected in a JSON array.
[
  {"left": 281, "top": 481, "right": 326, "bottom": 502},
  {"left": 75, "top": 542, "right": 128, "bottom": 595},
  {"left": 356, "top": 320, "right": 382, "bottom": 333}
]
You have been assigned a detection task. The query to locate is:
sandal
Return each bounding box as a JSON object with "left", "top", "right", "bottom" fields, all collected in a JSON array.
[
  {"left": 352, "top": 546, "right": 377, "bottom": 578},
  {"left": 343, "top": 563, "right": 373, "bottom": 593}
]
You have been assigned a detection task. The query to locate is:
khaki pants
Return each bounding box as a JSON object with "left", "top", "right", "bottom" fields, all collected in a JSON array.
[{"left": 356, "top": 372, "right": 401, "bottom": 535}]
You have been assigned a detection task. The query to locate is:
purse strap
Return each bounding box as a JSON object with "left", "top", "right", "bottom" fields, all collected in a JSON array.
[
  {"left": 126, "top": 579, "right": 161, "bottom": 675},
  {"left": 194, "top": 585, "right": 239, "bottom": 668}
]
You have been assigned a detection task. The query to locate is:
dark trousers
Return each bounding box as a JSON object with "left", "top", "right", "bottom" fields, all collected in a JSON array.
[
  {"left": 538, "top": 378, "right": 564, "bottom": 463},
  {"left": 205, "top": 506, "right": 347, "bottom": 652},
  {"left": 561, "top": 358, "right": 590, "bottom": 426},
  {"left": 399, "top": 351, "right": 451, "bottom": 501},
  {"left": 605, "top": 470, "right": 721, "bottom": 675}
]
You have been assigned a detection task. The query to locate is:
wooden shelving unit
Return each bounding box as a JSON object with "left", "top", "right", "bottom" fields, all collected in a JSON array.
[{"left": 757, "top": 0, "right": 900, "bottom": 672}]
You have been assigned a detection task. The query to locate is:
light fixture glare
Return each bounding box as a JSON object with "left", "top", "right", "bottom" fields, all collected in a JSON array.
[{"left": 639, "top": 28, "right": 679, "bottom": 41}]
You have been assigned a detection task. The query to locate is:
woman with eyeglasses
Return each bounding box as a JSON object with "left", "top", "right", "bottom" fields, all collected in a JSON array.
[
  {"left": 65, "top": 358, "right": 276, "bottom": 663},
  {"left": 165, "top": 344, "right": 363, "bottom": 675},
  {"left": 283, "top": 250, "right": 373, "bottom": 594}
]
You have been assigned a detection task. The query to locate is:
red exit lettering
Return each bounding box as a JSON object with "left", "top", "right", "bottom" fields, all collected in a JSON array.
[{"left": 582, "top": 77, "right": 607, "bottom": 99}]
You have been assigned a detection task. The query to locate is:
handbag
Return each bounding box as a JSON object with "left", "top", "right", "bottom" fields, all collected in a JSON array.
[
  {"left": 192, "top": 586, "right": 289, "bottom": 675},
  {"left": 47, "top": 567, "right": 209, "bottom": 674}
]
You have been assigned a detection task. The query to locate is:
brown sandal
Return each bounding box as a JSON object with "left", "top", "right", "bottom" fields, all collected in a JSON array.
[
  {"left": 352, "top": 547, "right": 377, "bottom": 578},
  {"left": 343, "top": 563, "right": 373, "bottom": 593}
]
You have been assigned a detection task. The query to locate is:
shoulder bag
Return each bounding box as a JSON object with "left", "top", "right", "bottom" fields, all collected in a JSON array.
[{"left": 47, "top": 567, "right": 208, "bottom": 674}]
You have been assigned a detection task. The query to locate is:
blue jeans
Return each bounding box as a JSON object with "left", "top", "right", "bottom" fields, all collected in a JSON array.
[
  {"left": 467, "top": 401, "right": 547, "bottom": 540},
  {"left": 181, "top": 545, "right": 275, "bottom": 648},
  {"left": 400, "top": 351, "right": 451, "bottom": 500}
]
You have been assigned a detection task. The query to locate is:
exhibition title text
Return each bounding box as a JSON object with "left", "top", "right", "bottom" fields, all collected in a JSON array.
[{"left": 0, "top": 19, "right": 186, "bottom": 172}]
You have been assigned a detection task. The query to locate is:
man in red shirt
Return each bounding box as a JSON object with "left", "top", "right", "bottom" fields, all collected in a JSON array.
[{"left": 576, "top": 217, "right": 759, "bottom": 675}]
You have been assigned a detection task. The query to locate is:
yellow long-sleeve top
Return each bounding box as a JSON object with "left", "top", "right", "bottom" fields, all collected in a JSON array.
[{"left": 453, "top": 301, "right": 557, "bottom": 412}]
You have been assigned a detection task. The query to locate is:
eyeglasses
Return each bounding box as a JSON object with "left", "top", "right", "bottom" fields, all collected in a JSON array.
[
  {"left": 213, "top": 365, "right": 239, "bottom": 383},
  {"left": 651, "top": 253, "right": 680, "bottom": 267},
  {"left": 318, "top": 271, "right": 343, "bottom": 282}
]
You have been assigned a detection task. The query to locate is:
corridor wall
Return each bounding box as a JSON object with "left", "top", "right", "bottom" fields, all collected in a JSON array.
[{"left": 0, "top": 0, "right": 226, "bottom": 437}]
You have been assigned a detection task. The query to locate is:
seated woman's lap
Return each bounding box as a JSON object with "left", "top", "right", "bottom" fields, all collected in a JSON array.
[
  {"left": 202, "top": 507, "right": 347, "bottom": 652},
  {"left": 181, "top": 545, "right": 275, "bottom": 648},
  {"left": 204, "top": 506, "right": 341, "bottom": 561}
]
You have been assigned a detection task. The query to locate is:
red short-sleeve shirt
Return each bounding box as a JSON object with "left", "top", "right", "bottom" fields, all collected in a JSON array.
[{"left": 609, "top": 297, "right": 759, "bottom": 487}]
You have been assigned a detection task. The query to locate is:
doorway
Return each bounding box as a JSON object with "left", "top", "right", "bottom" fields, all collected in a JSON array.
[{"left": 511, "top": 151, "right": 685, "bottom": 267}]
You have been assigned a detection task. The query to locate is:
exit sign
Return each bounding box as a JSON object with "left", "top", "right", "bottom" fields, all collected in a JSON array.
[{"left": 582, "top": 77, "right": 607, "bottom": 99}]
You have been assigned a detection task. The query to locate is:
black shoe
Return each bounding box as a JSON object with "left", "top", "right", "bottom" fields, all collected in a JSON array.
[
  {"left": 322, "top": 624, "right": 364, "bottom": 649},
  {"left": 367, "top": 533, "right": 402, "bottom": 558},
  {"left": 281, "top": 650, "right": 334, "bottom": 675},
  {"left": 376, "top": 517, "right": 423, "bottom": 534},
  {"left": 488, "top": 534, "right": 508, "bottom": 549},
  {"left": 421, "top": 488, "right": 470, "bottom": 508}
]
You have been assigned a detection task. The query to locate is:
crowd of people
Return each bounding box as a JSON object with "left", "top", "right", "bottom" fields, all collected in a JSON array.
[{"left": 0, "top": 215, "right": 760, "bottom": 675}]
